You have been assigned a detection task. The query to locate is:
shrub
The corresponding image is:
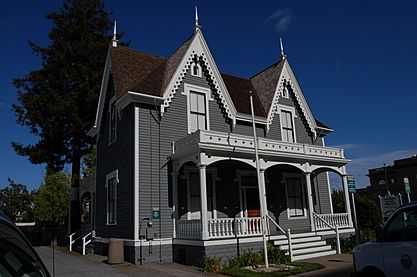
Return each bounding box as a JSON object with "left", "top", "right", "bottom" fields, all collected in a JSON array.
[
  {"left": 201, "top": 255, "right": 222, "bottom": 272},
  {"left": 227, "top": 250, "right": 263, "bottom": 269},
  {"left": 267, "top": 242, "right": 290, "bottom": 265}
]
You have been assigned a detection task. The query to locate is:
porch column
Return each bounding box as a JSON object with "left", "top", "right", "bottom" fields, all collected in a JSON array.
[
  {"left": 172, "top": 171, "right": 178, "bottom": 238},
  {"left": 259, "top": 169, "right": 268, "bottom": 231},
  {"left": 342, "top": 175, "right": 353, "bottom": 227},
  {"left": 199, "top": 165, "right": 209, "bottom": 240},
  {"left": 305, "top": 172, "right": 315, "bottom": 231}
]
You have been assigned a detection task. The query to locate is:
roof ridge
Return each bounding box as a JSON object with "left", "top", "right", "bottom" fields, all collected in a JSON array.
[{"left": 114, "top": 45, "right": 168, "bottom": 61}]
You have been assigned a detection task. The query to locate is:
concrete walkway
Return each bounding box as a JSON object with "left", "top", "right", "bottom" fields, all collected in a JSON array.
[
  {"left": 35, "top": 246, "right": 215, "bottom": 277},
  {"left": 293, "top": 254, "right": 354, "bottom": 277},
  {"left": 35, "top": 246, "right": 352, "bottom": 277}
]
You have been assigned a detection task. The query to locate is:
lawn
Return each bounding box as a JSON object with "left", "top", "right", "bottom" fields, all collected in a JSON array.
[{"left": 220, "top": 262, "right": 324, "bottom": 277}]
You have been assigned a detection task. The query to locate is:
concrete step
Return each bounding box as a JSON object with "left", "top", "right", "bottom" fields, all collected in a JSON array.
[
  {"left": 269, "top": 231, "right": 317, "bottom": 240},
  {"left": 292, "top": 250, "right": 337, "bottom": 261},
  {"left": 291, "top": 245, "right": 332, "bottom": 255},
  {"left": 274, "top": 235, "right": 321, "bottom": 246},
  {"left": 280, "top": 240, "right": 326, "bottom": 250}
]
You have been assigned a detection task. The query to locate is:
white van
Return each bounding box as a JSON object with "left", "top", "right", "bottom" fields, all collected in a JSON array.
[{"left": 352, "top": 201, "right": 417, "bottom": 277}]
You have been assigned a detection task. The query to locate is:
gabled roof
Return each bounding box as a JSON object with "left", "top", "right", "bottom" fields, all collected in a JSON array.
[
  {"left": 250, "top": 60, "right": 285, "bottom": 112},
  {"left": 221, "top": 73, "right": 266, "bottom": 117},
  {"left": 111, "top": 46, "right": 166, "bottom": 97},
  {"left": 91, "top": 33, "right": 331, "bottom": 137}
]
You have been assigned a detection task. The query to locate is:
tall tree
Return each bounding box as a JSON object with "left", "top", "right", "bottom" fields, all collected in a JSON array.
[
  {"left": 0, "top": 178, "right": 33, "bottom": 222},
  {"left": 12, "top": 0, "right": 125, "bottom": 232},
  {"left": 33, "top": 172, "right": 70, "bottom": 223}
]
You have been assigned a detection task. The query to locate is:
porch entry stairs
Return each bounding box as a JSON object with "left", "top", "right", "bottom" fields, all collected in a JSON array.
[{"left": 271, "top": 232, "right": 335, "bottom": 261}]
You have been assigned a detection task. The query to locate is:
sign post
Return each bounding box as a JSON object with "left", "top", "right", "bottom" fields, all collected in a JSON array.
[
  {"left": 404, "top": 177, "right": 411, "bottom": 203},
  {"left": 347, "top": 175, "right": 359, "bottom": 245}
]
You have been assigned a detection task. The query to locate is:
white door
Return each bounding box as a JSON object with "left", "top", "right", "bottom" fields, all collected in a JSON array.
[{"left": 381, "top": 206, "right": 417, "bottom": 277}]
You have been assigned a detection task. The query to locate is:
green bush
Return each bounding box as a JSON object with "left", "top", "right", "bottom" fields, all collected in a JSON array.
[
  {"left": 201, "top": 255, "right": 222, "bottom": 272},
  {"left": 228, "top": 250, "right": 263, "bottom": 269},
  {"left": 267, "top": 242, "right": 290, "bottom": 265}
]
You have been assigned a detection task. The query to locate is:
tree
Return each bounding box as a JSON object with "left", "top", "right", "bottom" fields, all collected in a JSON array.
[
  {"left": 331, "top": 188, "right": 346, "bottom": 213},
  {"left": 33, "top": 172, "right": 70, "bottom": 223},
  {"left": 12, "top": 0, "right": 126, "bottom": 231},
  {"left": 0, "top": 178, "right": 33, "bottom": 222},
  {"left": 81, "top": 145, "right": 96, "bottom": 177}
]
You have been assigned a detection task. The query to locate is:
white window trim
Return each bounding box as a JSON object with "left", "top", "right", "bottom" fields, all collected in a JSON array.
[
  {"left": 181, "top": 166, "right": 217, "bottom": 220},
  {"left": 283, "top": 172, "right": 307, "bottom": 219},
  {"left": 277, "top": 104, "right": 297, "bottom": 143},
  {"left": 108, "top": 96, "right": 117, "bottom": 145},
  {"left": 183, "top": 83, "right": 212, "bottom": 134},
  {"left": 190, "top": 62, "right": 202, "bottom": 77},
  {"left": 106, "top": 169, "right": 119, "bottom": 225},
  {"left": 235, "top": 170, "right": 257, "bottom": 218}
]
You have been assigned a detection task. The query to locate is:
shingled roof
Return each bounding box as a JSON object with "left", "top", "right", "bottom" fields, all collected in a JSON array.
[{"left": 109, "top": 42, "right": 328, "bottom": 129}]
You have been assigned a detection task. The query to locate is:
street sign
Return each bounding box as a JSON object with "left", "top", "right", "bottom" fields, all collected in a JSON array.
[
  {"left": 347, "top": 175, "right": 356, "bottom": 193},
  {"left": 379, "top": 194, "right": 402, "bottom": 223},
  {"left": 152, "top": 208, "right": 160, "bottom": 219},
  {"left": 404, "top": 177, "right": 410, "bottom": 194}
]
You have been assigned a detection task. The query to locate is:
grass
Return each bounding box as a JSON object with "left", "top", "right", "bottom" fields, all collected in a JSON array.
[{"left": 220, "top": 262, "right": 324, "bottom": 277}]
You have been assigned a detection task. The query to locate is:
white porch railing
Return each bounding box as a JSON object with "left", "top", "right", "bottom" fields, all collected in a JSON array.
[
  {"left": 176, "top": 217, "right": 263, "bottom": 239},
  {"left": 176, "top": 219, "right": 202, "bottom": 239},
  {"left": 208, "top": 217, "right": 263, "bottom": 238},
  {"left": 313, "top": 213, "right": 350, "bottom": 230}
]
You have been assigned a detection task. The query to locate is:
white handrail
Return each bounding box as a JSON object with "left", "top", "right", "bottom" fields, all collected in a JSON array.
[
  {"left": 312, "top": 212, "right": 341, "bottom": 254},
  {"left": 68, "top": 230, "right": 79, "bottom": 252},
  {"left": 82, "top": 231, "right": 93, "bottom": 255},
  {"left": 266, "top": 214, "right": 293, "bottom": 262}
]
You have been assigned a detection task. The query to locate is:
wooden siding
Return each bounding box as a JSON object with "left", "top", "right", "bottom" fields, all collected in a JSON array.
[{"left": 95, "top": 87, "right": 134, "bottom": 239}]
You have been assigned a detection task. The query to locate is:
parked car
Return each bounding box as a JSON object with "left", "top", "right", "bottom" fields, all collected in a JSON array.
[
  {"left": 352, "top": 201, "right": 417, "bottom": 277},
  {"left": 0, "top": 212, "right": 50, "bottom": 276}
]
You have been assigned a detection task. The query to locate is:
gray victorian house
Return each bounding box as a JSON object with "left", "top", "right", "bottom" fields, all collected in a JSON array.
[{"left": 87, "top": 15, "right": 355, "bottom": 265}]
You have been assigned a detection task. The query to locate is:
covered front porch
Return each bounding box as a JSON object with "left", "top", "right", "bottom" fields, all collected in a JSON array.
[{"left": 171, "top": 130, "right": 354, "bottom": 241}]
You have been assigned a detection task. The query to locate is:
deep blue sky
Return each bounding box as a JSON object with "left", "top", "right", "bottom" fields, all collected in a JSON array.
[{"left": 1, "top": 0, "right": 416, "bottom": 190}]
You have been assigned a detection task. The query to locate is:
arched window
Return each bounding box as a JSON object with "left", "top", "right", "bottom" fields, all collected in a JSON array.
[{"left": 191, "top": 62, "right": 202, "bottom": 77}]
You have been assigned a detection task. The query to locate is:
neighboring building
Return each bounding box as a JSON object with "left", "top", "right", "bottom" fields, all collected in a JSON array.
[
  {"left": 358, "top": 155, "right": 417, "bottom": 202},
  {"left": 87, "top": 15, "right": 354, "bottom": 265}
]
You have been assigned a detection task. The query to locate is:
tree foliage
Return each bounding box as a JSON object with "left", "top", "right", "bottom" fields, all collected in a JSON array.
[
  {"left": 81, "top": 145, "right": 96, "bottom": 177},
  {"left": 12, "top": 0, "right": 126, "bottom": 231},
  {"left": 33, "top": 172, "right": 70, "bottom": 223},
  {"left": 0, "top": 179, "right": 33, "bottom": 222}
]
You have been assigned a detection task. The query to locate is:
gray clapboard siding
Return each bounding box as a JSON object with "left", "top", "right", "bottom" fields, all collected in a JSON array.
[{"left": 95, "top": 88, "right": 134, "bottom": 240}]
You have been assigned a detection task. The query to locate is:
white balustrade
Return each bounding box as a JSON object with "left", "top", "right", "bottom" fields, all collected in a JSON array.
[
  {"left": 176, "top": 217, "right": 264, "bottom": 239},
  {"left": 176, "top": 220, "right": 202, "bottom": 239},
  {"left": 173, "top": 130, "right": 344, "bottom": 160},
  {"left": 314, "top": 213, "right": 350, "bottom": 230}
]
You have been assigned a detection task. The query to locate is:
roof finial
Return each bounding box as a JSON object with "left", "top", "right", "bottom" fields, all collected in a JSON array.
[
  {"left": 112, "top": 20, "right": 118, "bottom": 47},
  {"left": 195, "top": 6, "right": 201, "bottom": 31},
  {"left": 280, "top": 37, "right": 286, "bottom": 60}
]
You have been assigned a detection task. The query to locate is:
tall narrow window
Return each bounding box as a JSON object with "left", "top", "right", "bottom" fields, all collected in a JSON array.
[
  {"left": 109, "top": 98, "right": 117, "bottom": 144},
  {"left": 189, "top": 91, "right": 207, "bottom": 132},
  {"left": 281, "top": 110, "right": 295, "bottom": 143},
  {"left": 191, "top": 62, "right": 202, "bottom": 77},
  {"left": 286, "top": 178, "right": 305, "bottom": 217},
  {"left": 106, "top": 170, "right": 118, "bottom": 224}
]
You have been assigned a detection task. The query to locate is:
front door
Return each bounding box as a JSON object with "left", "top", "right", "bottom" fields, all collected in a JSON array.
[{"left": 243, "top": 187, "right": 260, "bottom": 217}]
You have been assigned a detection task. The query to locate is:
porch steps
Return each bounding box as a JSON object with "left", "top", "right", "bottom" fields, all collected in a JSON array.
[{"left": 272, "top": 232, "right": 336, "bottom": 261}]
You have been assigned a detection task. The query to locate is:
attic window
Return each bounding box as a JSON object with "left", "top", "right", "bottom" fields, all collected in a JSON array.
[
  {"left": 282, "top": 87, "right": 289, "bottom": 98},
  {"left": 191, "top": 62, "right": 202, "bottom": 77}
]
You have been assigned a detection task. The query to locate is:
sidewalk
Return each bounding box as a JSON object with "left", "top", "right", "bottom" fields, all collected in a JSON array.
[
  {"left": 293, "top": 254, "right": 353, "bottom": 277},
  {"left": 35, "top": 246, "right": 218, "bottom": 276}
]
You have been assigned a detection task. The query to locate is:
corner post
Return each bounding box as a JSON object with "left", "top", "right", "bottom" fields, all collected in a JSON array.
[
  {"left": 305, "top": 172, "right": 315, "bottom": 231},
  {"left": 199, "top": 165, "right": 209, "bottom": 240},
  {"left": 342, "top": 174, "right": 353, "bottom": 227},
  {"left": 172, "top": 171, "right": 179, "bottom": 238}
]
